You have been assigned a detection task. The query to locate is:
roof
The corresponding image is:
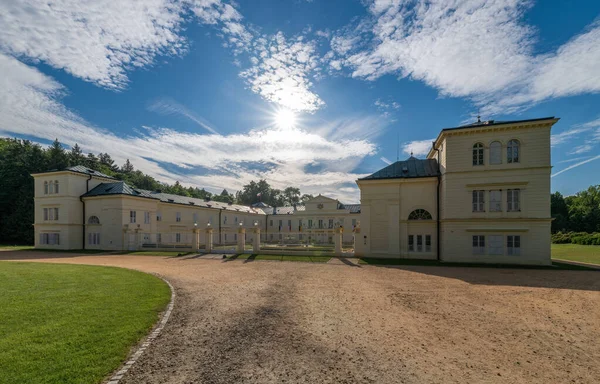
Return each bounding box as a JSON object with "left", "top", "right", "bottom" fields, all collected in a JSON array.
[
  {"left": 83, "top": 182, "right": 264, "bottom": 214},
  {"left": 261, "top": 205, "right": 306, "bottom": 215},
  {"left": 360, "top": 156, "right": 439, "bottom": 180},
  {"left": 341, "top": 204, "right": 361, "bottom": 214},
  {"left": 33, "top": 165, "right": 116, "bottom": 179},
  {"left": 443, "top": 116, "right": 556, "bottom": 132}
]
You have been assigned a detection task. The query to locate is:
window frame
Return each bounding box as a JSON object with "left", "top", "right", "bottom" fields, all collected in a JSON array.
[
  {"left": 507, "top": 235, "right": 521, "bottom": 255},
  {"left": 176, "top": 212, "right": 181, "bottom": 222},
  {"left": 44, "top": 181, "right": 48, "bottom": 194},
  {"left": 472, "top": 190, "right": 485, "bottom": 212},
  {"left": 488, "top": 235, "right": 504, "bottom": 255},
  {"left": 507, "top": 189, "right": 521, "bottom": 212},
  {"left": 472, "top": 235, "right": 485, "bottom": 255},
  {"left": 408, "top": 235, "right": 414, "bottom": 252},
  {"left": 507, "top": 139, "right": 520, "bottom": 163},
  {"left": 425, "top": 235, "right": 432, "bottom": 252},
  {"left": 472, "top": 143, "right": 484, "bottom": 166},
  {"left": 144, "top": 211, "right": 151, "bottom": 224},
  {"left": 175, "top": 233, "right": 181, "bottom": 243},
  {"left": 130, "top": 210, "right": 136, "bottom": 223}
]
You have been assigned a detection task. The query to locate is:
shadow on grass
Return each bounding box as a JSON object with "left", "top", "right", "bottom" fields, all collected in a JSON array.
[{"left": 358, "top": 258, "right": 600, "bottom": 291}]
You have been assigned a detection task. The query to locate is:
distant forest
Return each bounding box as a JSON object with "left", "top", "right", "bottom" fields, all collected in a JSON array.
[{"left": 0, "top": 138, "right": 313, "bottom": 245}]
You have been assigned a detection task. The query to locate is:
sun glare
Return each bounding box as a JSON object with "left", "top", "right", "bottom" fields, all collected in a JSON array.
[{"left": 274, "top": 109, "right": 297, "bottom": 129}]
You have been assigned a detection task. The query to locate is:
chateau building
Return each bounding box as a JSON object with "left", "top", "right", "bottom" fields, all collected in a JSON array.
[{"left": 32, "top": 116, "right": 557, "bottom": 264}]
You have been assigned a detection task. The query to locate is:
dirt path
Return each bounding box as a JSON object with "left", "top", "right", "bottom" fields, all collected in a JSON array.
[{"left": 2, "top": 252, "right": 599, "bottom": 383}]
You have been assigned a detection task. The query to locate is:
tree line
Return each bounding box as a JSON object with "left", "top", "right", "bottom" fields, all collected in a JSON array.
[
  {"left": 0, "top": 138, "right": 313, "bottom": 245},
  {"left": 551, "top": 186, "right": 600, "bottom": 233}
]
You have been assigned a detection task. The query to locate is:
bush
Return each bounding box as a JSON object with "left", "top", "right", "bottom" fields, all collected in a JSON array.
[{"left": 552, "top": 232, "right": 600, "bottom": 245}]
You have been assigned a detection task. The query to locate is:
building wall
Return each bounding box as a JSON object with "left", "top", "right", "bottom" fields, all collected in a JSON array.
[
  {"left": 438, "top": 120, "right": 554, "bottom": 264},
  {"left": 356, "top": 178, "right": 438, "bottom": 258},
  {"left": 33, "top": 171, "right": 114, "bottom": 250}
]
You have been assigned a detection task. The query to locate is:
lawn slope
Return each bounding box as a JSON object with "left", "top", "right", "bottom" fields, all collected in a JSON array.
[{"left": 0, "top": 262, "right": 170, "bottom": 384}]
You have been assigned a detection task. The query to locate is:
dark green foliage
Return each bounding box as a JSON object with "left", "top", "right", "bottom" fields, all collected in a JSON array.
[
  {"left": 551, "top": 232, "right": 600, "bottom": 245},
  {"left": 551, "top": 186, "right": 600, "bottom": 234},
  {"left": 0, "top": 137, "right": 310, "bottom": 245}
]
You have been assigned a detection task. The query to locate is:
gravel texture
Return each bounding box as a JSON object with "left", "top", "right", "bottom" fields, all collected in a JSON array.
[{"left": 2, "top": 251, "right": 599, "bottom": 384}]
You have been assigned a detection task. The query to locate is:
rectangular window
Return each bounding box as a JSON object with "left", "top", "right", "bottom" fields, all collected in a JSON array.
[
  {"left": 472, "top": 235, "right": 485, "bottom": 255},
  {"left": 308, "top": 219, "right": 313, "bottom": 228},
  {"left": 157, "top": 212, "right": 162, "bottom": 221},
  {"left": 176, "top": 212, "right": 181, "bottom": 222},
  {"left": 193, "top": 213, "right": 198, "bottom": 224},
  {"left": 223, "top": 216, "right": 227, "bottom": 224},
  {"left": 472, "top": 190, "right": 485, "bottom": 212},
  {"left": 157, "top": 233, "right": 162, "bottom": 244},
  {"left": 318, "top": 219, "right": 323, "bottom": 229},
  {"left": 175, "top": 233, "right": 181, "bottom": 243},
  {"left": 417, "top": 235, "right": 423, "bottom": 252},
  {"left": 88, "top": 233, "right": 100, "bottom": 245},
  {"left": 235, "top": 217, "right": 238, "bottom": 224},
  {"left": 425, "top": 235, "right": 432, "bottom": 252},
  {"left": 44, "top": 208, "right": 59, "bottom": 221},
  {"left": 234, "top": 233, "right": 237, "bottom": 241},
  {"left": 507, "top": 189, "right": 520, "bottom": 212},
  {"left": 144, "top": 211, "right": 150, "bottom": 224},
  {"left": 488, "top": 235, "right": 503, "bottom": 255},
  {"left": 408, "top": 235, "right": 414, "bottom": 252},
  {"left": 130, "top": 210, "right": 136, "bottom": 223},
  {"left": 507, "top": 235, "right": 521, "bottom": 255},
  {"left": 40, "top": 233, "right": 60, "bottom": 245},
  {"left": 328, "top": 219, "right": 334, "bottom": 228},
  {"left": 489, "top": 190, "right": 502, "bottom": 212}
]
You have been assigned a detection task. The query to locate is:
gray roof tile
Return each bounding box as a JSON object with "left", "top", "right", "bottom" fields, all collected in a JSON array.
[{"left": 360, "top": 156, "right": 439, "bottom": 180}]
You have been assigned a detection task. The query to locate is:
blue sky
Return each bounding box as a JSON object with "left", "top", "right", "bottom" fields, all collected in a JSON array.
[{"left": 1, "top": 0, "right": 599, "bottom": 203}]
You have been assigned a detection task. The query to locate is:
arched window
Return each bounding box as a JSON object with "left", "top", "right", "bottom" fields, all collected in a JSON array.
[
  {"left": 472, "top": 143, "right": 484, "bottom": 166},
  {"left": 489, "top": 141, "right": 502, "bottom": 164},
  {"left": 408, "top": 209, "right": 433, "bottom": 220},
  {"left": 88, "top": 216, "right": 100, "bottom": 224},
  {"left": 54, "top": 180, "right": 59, "bottom": 194},
  {"left": 507, "top": 140, "right": 520, "bottom": 163},
  {"left": 44, "top": 181, "right": 48, "bottom": 194},
  {"left": 49, "top": 181, "right": 54, "bottom": 194}
]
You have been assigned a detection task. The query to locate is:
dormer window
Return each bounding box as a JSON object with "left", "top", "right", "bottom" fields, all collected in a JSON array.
[{"left": 472, "top": 143, "right": 484, "bottom": 165}]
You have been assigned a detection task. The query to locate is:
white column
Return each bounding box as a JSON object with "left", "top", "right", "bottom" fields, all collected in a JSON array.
[
  {"left": 237, "top": 227, "right": 246, "bottom": 252},
  {"left": 334, "top": 227, "right": 343, "bottom": 256},
  {"left": 205, "top": 228, "right": 213, "bottom": 253},
  {"left": 253, "top": 227, "right": 261, "bottom": 253},
  {"left": 192, "top": 229, "right": 199, "bottom": 251},
  {"left": 353, "top": 221, "right": 363, "bottom": 257}
]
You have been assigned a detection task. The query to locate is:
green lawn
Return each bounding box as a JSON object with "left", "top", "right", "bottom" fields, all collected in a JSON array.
[
  {"left": 552, "top": 243, "right": 600, "bottom": 265},
  {"left": 0, "top": 245, "right": 34, "bottom": 251},
  {"left": 125, "top": 251, "right": 194, "bottom": 257},
  {"left": 0, "top": 262, "right": 171, "bottom": 384},
  {"left": 227, "top": 254, "right": 331, "bottom": 263}
]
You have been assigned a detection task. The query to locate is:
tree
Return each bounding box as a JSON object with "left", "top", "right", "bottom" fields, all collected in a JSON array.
[
  {"left": 121, "top": 159, "right": 134, "bottom": 173},
  {"left": 212, "top": 189, "right": 234, "bottom": 204},
  {"left": 99, "top": 152, "right": 119, "bottom": 172},
  {"left": 282, "top": 187, "right": 301, "bottom": 206},
  {"left": 551, "top": 191, "right": 569, "bottom": 233},
  {"left": 68, "top": 143, "right": 85, "bottom": 166},
  {"left": 84, "top": 153, "right": 99, "bottom": 169},
  {"left": 300, "top": 194, "right": 314, "bottom": 204},
  {"left": 46, "top": 139, "right": 69, "bottom": 170},
  {"left": 236, "top": 179, "right": 284, "bottom": 206}
]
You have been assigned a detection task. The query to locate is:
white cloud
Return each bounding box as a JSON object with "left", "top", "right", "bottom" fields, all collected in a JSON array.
[
  {"left": 557, "top": 156, "right": 592, "bottom": 164},
  {"left": 551, "top": 117, "right": 600, "bottom": 146},
  {"left": 0, "top": 0, "right": 188, "bottom": 89},
  {"left": 568, "top": 144, "right": 593, "bottom": 155},
  {"left": 240, "top": 32, "right": 325, "bottom": 112},
  {"left": 402, "top": 138, "right": 435, "bottom": 157},
  {"left": 0, "top": 53, "right": 377, "bottom": 202},
  {"left": 552, "top": 154, "right": 600, "bottom": 178},
  {"left": 326, "top": 1, "right": 600, "bottom": 115},
  {"left": 374, "top": 98, "right": 400, "bottom": 111},
  {"left": 380, "top": 156, "right": 393, "bottom": 165},
  {"left": 147, "top": 98, "right": 219, "bottom": 134}
]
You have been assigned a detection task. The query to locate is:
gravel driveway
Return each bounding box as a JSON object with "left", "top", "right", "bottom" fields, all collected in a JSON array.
[{"left": 2, "top": 252, "right": 599, "bottom": 383}]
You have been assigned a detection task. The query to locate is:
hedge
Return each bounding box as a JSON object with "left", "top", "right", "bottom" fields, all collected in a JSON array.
[{"left": 551, "top": 232, "right": 600, "bottom": 245}]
